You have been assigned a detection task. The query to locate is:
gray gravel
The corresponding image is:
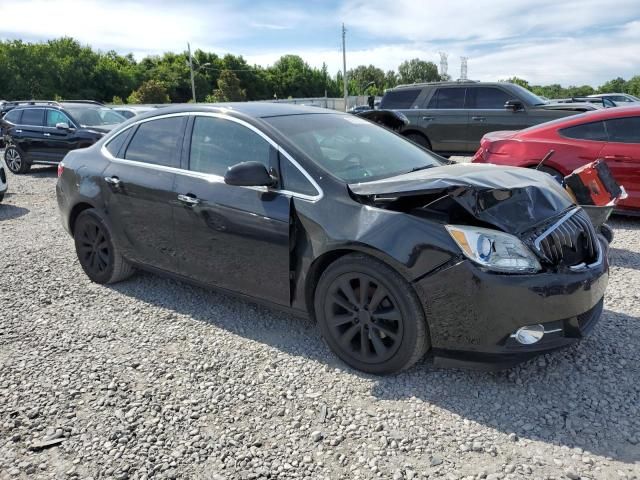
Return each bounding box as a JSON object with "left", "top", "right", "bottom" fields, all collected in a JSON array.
[{"left": 1, "top": 165, "right": 639, "bottom": 480}]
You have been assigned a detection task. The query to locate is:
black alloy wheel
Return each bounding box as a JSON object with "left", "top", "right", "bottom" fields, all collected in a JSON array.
[
  {"left": 5, "top": 146, "right": 30, "bottom": 174},
  {"left": 315, "top": 253, "right": 429, "bottom": 374},
  {"left": 73, "top": 209, "right": 134, "bottom": 284}
]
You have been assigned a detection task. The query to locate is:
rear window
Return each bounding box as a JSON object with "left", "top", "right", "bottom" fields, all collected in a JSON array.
[
  {"left": 605, "top": 117, "right": 640, "bottom": 143},
  {"left": 559, "top": 121, "right": 607, "bottom": 141},
  {"left": 21, "top": 108, "right": 45, "bottom": 126},
  {"left": 380, "top": 89, "right": 421, "bottom": 109},
  {"left": 427, "top": 88, "right": 466, "bottom": 109},
  {"left": 124, "top": 117, "right": 186, "bottom": 167}
]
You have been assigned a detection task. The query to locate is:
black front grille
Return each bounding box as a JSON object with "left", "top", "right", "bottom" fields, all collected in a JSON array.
[{"left": 527, "top": 208, "right": 599, "bottom": 267}]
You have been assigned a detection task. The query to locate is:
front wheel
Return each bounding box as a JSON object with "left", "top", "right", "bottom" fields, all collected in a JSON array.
[
  {"left": 74, "top": 209, "right": 135, "bottom": 284},
  {"left": 314, "top": 253, "right": 429, "bottom": 374},
  {"left": 405, "top": 133, "right": 432, "bottom": 151},
  {"left": 4, "top": 146, "right": 30, "bottom": 174}
]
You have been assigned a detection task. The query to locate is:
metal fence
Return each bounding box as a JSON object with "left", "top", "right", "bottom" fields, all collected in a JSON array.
[{"left": 256, "top": 96, "right": 381, "bottom": 112}]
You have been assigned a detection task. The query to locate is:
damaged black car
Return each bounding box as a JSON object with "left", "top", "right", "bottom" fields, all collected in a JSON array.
[{"left": 56, "top": 104, "right": 609, "bottom": 374}]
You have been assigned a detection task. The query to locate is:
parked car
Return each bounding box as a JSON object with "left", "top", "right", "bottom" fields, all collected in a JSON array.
[
  {"left": 379, "top": 81, "right": 590, "bottom": 155},
  {"left": 0, "top": 162, "right": 6, "bottom": 202},
  {"left": 2, "top": 101, "right": 126, "bottom": 174},
  {"left": 551, "top": 97, "right": 616, "bottom": 108},
  {"left": 57, "top": 104, "right": 609, "bottom": 373},
  {"left": 472, "top": 105, "right": 640, "bottom": 214},
  {"left": 588, "top": 93, "right": 640, "bottom": 106},
  {"left": 110, "top": 105, "right": 157, "bottom": 119}
]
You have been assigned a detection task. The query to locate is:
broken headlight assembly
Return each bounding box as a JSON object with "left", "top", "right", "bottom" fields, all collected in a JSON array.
[{"left": 445, "top": 225, "right": 542, "bottom": 273}]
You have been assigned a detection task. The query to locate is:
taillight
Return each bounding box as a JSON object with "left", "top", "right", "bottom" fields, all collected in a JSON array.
[{"left": 57, "top": 162, "right": 64, "bottom": 178}]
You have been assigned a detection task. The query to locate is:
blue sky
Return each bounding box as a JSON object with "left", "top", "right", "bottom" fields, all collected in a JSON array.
[{"left": 2, "top": 0, "right": 639, "bottom": 86}]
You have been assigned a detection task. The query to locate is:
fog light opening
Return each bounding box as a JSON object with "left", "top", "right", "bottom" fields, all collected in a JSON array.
[{"left": 512, "top": 324, "right": 545, "bottom": 345}]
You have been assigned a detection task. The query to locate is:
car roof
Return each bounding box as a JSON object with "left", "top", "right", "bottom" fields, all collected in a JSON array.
[
  {"left": 517, "top": 105, "right": 640, "bottom": 135},
  {"left": 130, "top": 102, "right": 336, "bottom": 120}
]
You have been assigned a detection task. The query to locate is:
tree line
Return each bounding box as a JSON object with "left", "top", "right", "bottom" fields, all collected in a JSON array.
[{"left": 1, "top": 38, "right": 639, "bottom": 104}]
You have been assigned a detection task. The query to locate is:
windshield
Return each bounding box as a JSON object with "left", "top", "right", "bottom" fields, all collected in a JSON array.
[
  {"left": 509, "top": 84, "right": 548, "bottom": 106},
  {"left": 64, "top": 105, "right": 126, "bottom": 127},
  {"left": 264, "top": 113, "right": 444, "bottom": 183}
]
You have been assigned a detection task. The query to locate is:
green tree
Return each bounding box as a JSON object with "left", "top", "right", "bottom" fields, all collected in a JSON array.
[
  {"left": 598, "top": 77, "right": 627, "bottom": 93},
  {"left": 347, "top": 65, "right": 386, "bottom": 95},
  {"left": 397, "top": 58, "right": 440, "bottom": 84},
  {"left": 626, "top": 76, "right": 640, "bottom": 97},
  {"left": 205, "top": 70, "right": 246, "bottom": 102},
  {"left": 127, "top": 79, "right": 170, "bottom": 104},
  {"left": 505, "top": 77, "right": 531, "bottom": 89}
]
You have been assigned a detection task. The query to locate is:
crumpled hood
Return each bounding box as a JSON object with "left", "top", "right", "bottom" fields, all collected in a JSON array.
[{"left": 348, "top": 163, "right": 575, "bottom": 234}]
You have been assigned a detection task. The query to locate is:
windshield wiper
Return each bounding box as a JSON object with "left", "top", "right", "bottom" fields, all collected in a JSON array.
[{"left": 407, "top": 165, "right": 436, "bottom": 174}]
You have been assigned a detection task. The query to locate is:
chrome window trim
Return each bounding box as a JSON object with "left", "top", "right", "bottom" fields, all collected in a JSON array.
[{"left": 101, "top": 111, "right": 323, "bottom": 202}]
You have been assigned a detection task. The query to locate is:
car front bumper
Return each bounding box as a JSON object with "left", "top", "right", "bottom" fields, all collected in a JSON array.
[{"left": 414, "top": 237, "right": 609, "bottom": 370}]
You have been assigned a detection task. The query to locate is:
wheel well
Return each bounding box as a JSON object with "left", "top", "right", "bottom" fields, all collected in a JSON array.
[
  {"left": 402, "top": 130, "right": 431, "bottom": 147},
  {"left": 68, "top": 202, "right": 94, "bottom": 235}
]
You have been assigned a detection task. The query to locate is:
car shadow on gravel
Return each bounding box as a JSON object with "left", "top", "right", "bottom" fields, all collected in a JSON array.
[
  {"left": 27, "top": 166, "right": 58, "bottom": 177},
  {"left": 0, "top": 204, "right": 29, "bottom": 221},
  {"left": 106, "top": 273, "right": 640, "bottom": 464},
  {"left": 609, "top": 247, "right": 640, "bottom": 270},
  {"left": 371, "top": 308, "right": 640, "bottom": 464}
]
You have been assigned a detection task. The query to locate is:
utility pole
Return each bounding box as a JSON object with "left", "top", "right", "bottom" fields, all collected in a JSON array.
[
  {"left": 188, "top": 42, "right": 196, "bottom": 102},
  {"left": 342, "top": 23, "right": 348, "bottom": 112}
]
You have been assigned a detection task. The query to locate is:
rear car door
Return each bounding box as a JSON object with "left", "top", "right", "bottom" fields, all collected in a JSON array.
[
  {"left": 172, "top": 114, "right": 291, "bottom": 305},
  {"left": 601, "top": 116, "right": 640, "bottom": 210},
  {"left": 466, "top": 86, "right": 532, "bottom": 152},
  {"left": 101, "top": 115, "right": 187, "bottom": 272},
  {"left": 13, "top": 108, "right": 46, "bottom": 161},
  {"left": 43, "top": 109, "right": 80, "bottom": 161},
  {"left": 419, "top": 87, "right": 468, "bottom": 153}
]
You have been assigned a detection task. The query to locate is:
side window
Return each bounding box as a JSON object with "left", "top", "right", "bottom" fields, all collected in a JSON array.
[
  {"left": 559, "top": 121, "right": 608, "bottom": 141},
  {"left": 124, "top": 116, "right": 186, "bottom": 167},
  {"left": 280, "top": 155, "right": 318, "bottom": 196},
  {"left": 380, "top": 89, "right": 421, "bottom": 109},
  {"left": 469, "top": 87, "right": 511, "bottom": 109},
  {"left": 427, "top": 88, "right": 466, "bottom": 109},
  {"left": 3, "top": 110, "right": 21, "bottom": 124},
  {"left": 189, "top": 116, "right": 271, "bottom": 176},
  {"left": 46, "top": 110, "right": 73, "bottom": 127},
  {"left": 105, "top": 130, "right": 130, "bottom": 157},
  {"left": 605, "top": 117, "right": 640, "bottom": 143},
  {"left": 21, "top": 108, "right": 45, "bottom": 126}
]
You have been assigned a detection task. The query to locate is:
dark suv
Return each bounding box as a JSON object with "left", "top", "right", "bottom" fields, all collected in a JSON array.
[
  {"left": 380, "top": 81, "right": 588, "bottom": 155},
  {"left": 2, "top": 101, "right": 126, "bottom": 174}
]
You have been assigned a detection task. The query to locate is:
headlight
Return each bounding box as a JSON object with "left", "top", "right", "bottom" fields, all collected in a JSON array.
[{"left": 445, "top": 225, "right": 541, "bottom": 273}]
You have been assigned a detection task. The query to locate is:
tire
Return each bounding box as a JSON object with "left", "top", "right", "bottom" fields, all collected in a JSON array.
[
  {"left": 0, "top": 193, "right": 4, "bottom": 203},
  {"left": 73, "top": 209, "right": 135, "bottom": 284},
  {"left": 314, "top": 253, "right": 429, "bottom": 374},
  {"left": 536, "top": 166, "right": 564, "bottom": 184},
  {"left": 405, "top": 133, "right": 432, "bottom": 151},
  {"left": 4, "top": 146, "right": 30, "bottom": 174},
  {"left": 600, "top": 223, "right": 614, "bottom": 244}
]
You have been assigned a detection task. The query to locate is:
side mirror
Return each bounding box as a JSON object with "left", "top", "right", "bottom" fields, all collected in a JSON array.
[
  {"left": 224, "top": 161, "right": 276, "bottom": 187},
  {"left": 505, "top": 100, "right": 524, "bottom": 111},
  {"left": 56, "top": 122, "right": 71, "bottom": 130}
]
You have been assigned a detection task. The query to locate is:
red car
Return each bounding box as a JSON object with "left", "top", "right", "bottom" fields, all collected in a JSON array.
[{"left": 472, "top": 106, "right": 640, "bottom": 214}]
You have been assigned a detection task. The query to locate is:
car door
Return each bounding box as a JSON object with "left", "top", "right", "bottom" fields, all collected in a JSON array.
[
  {"left": 419, "top": 87, "right": 468, "bottom": 153},
  {"left": 466, "top": 86, "right": 532, "bottom": 152},
  {"left": 172, "top": 114, "right": 291, "bottom": 306},
  {"left": 601, "top": 116, "right": 640, "bottom": 210},
  {"left": 43, "top": 109, "right": 80, "bottom": 161},
  {"left": 101, "top": 115, "right": 187, "bottom": 272},
  {"left": 12, "top": 108, "right": 46, "bottom": 161}
]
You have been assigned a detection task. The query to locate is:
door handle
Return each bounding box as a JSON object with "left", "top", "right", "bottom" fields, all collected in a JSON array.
[
  {"left": 604, "top": 155, "right": 631, "bottom": 161},
  {"left": 471, "top": 116, "right": 486, "bottom": 122},
  {"left": 15, "top": 129, "right": 22, "bottom": 133},
  {"left": 177, "top": 194, "right": 201, "bottom": 206},
  {"left": 43, "top": 133, "right": 51, "bottom": 137},
  {"left": 104, "top": 176, "right": 122, "bottom": 187},
  {"left": 422, "top": 116, "right": 434, "bottom": 121}
]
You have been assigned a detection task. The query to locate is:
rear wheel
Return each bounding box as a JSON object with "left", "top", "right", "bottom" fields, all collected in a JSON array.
[
  {"left": 405, "top": 133, "right": 432, "bottom": 151},
  {"left": 4, "top": 146, "right": 30, "bottom": 174},
  {"left": 314, "top": 253, "right": 429, "bottom": 374},
  {"left": 74, "top": 209, "right": 134, "bottom": 284}
]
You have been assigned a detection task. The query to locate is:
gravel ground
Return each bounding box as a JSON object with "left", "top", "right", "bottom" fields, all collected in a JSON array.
[{"left": 1, "top": 164, "right": 639, "bottom": 480}]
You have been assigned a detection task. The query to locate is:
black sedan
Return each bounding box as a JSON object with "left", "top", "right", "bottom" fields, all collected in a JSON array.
[{"left": 56, "top": 103, "right": 609, "bottom": 374}]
